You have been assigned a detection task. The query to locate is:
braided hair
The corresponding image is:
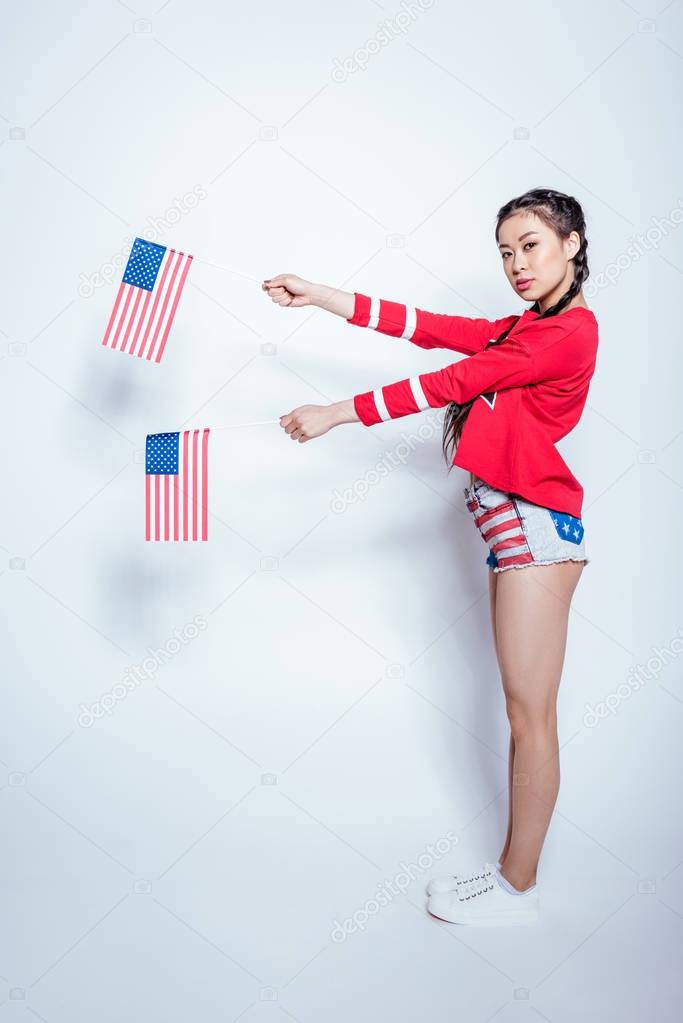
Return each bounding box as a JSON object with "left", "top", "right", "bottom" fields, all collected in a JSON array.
[{"left": 442, "top": 187, "right": 590, "bottom": 469}]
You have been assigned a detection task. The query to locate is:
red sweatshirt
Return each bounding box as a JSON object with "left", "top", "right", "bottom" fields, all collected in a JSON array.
[{"left": 347, "top": 293, "right": 599, "bottom": 518}]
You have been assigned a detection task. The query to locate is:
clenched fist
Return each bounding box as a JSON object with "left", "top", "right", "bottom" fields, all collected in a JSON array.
[
  {"left": 262, "top": 274, "right": 316, "bottom": 308},
  {"left": 280, "top": 399, "right": 359, "bottom": 443}
]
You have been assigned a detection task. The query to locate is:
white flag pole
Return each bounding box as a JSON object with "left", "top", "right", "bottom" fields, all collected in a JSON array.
[
  {"left": 205, "top": 419, "right": 282, "bottom": 430},
  {"left": 162, "top": 420, "right": 282, "bottom": 434},
  {"left": 191, "top": 257, "right": 263, "bottom": 284}
]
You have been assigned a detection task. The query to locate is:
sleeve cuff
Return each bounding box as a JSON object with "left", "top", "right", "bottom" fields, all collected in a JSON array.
[
  {"left": 346, "top": 292, "right": 371, "bottom": 327},
  {"left": 353, "top": 392, "right": 381, "bottom": 426}
]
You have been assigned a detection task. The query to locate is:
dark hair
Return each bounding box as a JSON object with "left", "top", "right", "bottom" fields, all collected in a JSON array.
[{"left": 442, "top": 187, "right": 590, "bottom": 468}]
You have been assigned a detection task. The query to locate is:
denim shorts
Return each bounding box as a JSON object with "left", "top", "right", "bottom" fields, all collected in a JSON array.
[{"left": 463, "top": 475, "right": 590, "bottom": 573}]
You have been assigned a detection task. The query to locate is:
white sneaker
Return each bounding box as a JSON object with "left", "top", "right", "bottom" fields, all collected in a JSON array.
[
  {"left": 425, "top": 860, "right": 499, "bottom": 896},
  {"left": 427, "top": 870, "right": 539, "bottom": 926}
]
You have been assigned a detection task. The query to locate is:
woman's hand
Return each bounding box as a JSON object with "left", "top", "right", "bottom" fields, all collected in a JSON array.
[
  {"left": 262, "top": 274, "right": 315, "bottom": 308},
  {"left": 280, "top": 399, "right": 359, "bottom": 443},
  {"left": 262, "top": 275, "right": 355, "bottom": 319}
]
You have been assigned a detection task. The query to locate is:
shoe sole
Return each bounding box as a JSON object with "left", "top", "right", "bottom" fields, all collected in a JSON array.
[{"left": 427, "top": 906, "right": 539, "bottom": 926}]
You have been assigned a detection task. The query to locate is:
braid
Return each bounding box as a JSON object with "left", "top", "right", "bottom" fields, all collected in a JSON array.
[{"left": 442, "top": 187, "right": 590, "bottom": 468}]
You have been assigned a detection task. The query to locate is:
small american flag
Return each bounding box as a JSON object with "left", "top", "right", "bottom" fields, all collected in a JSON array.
[
  {"left": 145, "top": 430, "right": 210, "bottom": 541},
  {"left": 102, "top": 237, "right": 192, "bottom": 362}
]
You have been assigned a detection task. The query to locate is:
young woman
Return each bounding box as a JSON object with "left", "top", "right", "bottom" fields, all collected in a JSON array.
[{"left": 262, "top": 188, "right": 599, "bottom": 927}]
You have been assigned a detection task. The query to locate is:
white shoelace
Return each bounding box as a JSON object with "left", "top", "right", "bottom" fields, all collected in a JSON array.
[
  {"left": 454, "top": 862, "right": 496, "bottom": 889},
  {"left": 456, "top": 873, "right": 496, "bottom": 901}
]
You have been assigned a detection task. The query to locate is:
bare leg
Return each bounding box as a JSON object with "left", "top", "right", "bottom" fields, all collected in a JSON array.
[
  {"left": 498, "top": 734, "right": 515, "bottom": 867},
  {"left": 486, "top": 570, "right": 514, "bottom": 867},
  {"left": 494, "top": 561, "right": 584, "bottom": 891}
]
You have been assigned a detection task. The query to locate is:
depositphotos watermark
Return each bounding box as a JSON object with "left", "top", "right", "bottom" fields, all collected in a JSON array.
[
  {"left": 331, "top": 0, "right": 435, "bottom": 82},
  {"left": 330, "top": 829, "right": 458, "bottom": 942},
  {"left": 78, "top": 185, "right": 208, "bottom": 299},
  {"left": 330, "top": 409, "right": 443, "bottom": 513},
  {"left": 583, "top": 628, "right": 683, "bottom": 727},
  {"left": 585, "top": 197, "right": 683, "bottom": 297},
  {"left": 77, "top": 615, "right": 207, "bottom": 727}
]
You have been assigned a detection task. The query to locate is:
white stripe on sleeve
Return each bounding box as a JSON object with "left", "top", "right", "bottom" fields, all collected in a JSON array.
[
  {"left": 373, "top": 387, "right": 391, "bottom": 421},
  {"left": 401, "top": 307, "right": 417, "bottom": 340},
  {"left": 409, "top": 375, "right": 431, "bottom": 411}
]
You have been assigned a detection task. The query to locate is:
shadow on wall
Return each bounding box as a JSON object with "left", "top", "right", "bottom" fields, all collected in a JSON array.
[{"left": 96, "top": 547, "right": 213, "bottom": 652}]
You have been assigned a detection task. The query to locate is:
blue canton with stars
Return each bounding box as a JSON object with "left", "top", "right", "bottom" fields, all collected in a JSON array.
[
  {"left": 123, "top": 237, "right": 167, "bottom": 292},
  {"left": 146, "top": 432, "right": 179, "bottom": 475},
  {"left": 550, "top": 511, "right": 584, "bottom": 545}
]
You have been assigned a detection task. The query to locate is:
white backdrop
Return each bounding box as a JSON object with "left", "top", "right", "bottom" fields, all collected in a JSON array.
[{"left": 2, "top": 0, "right": 682, "bottom": 1019}]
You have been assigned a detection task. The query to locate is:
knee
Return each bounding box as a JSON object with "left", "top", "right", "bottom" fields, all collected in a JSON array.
[{"left": 505, "top": 695, "right": 557, "bottom": 740}]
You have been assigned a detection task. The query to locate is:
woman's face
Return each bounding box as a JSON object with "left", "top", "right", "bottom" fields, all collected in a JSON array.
[{"left": 497, "top": 211, "right": 580, "bottom": 309}]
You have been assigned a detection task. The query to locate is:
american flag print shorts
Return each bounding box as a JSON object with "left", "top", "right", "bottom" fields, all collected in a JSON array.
[{"left": 463, "top": 476, "right": 590, "bottom": 573}]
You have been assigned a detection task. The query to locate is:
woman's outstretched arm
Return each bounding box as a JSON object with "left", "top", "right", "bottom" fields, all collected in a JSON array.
[
  {"left": 353, "top": 316, "right": 597, "bottom": 426},
  {"left": 262, "top": 274, "right": 516, "bottom": 355},
  {"left": 262, "top": 274, "right": 354, "bottom": 319}
]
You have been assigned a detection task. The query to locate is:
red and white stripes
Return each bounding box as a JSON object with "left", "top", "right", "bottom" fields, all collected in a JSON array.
[
  {"left": 145, "top": 429, "right": 209, "bottom": 542},
  {"left": 360, "top": 296, "right": 419, "bottom": 340},
  {"left": 367, "top": 375, "right": 433, "bottom": 422},
  {"left": 347, "top": 291, "right": 527, "bottom": 426},
  {"left": 353, "top": 373, "right": 439, "bottom": 426},
  {"left": 346, "top": 292, "right": 511, "bottom": 355},
  {"left": 102, "top": 248, "right": 192, "bottom": 363},
  {"left": 466, "top": 496, "right": 534, "bottom": 569}
]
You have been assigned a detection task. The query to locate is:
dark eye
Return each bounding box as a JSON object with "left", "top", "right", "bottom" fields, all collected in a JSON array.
[{"left": 524, "top": 241, "right": 537, "bottom": 250}]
